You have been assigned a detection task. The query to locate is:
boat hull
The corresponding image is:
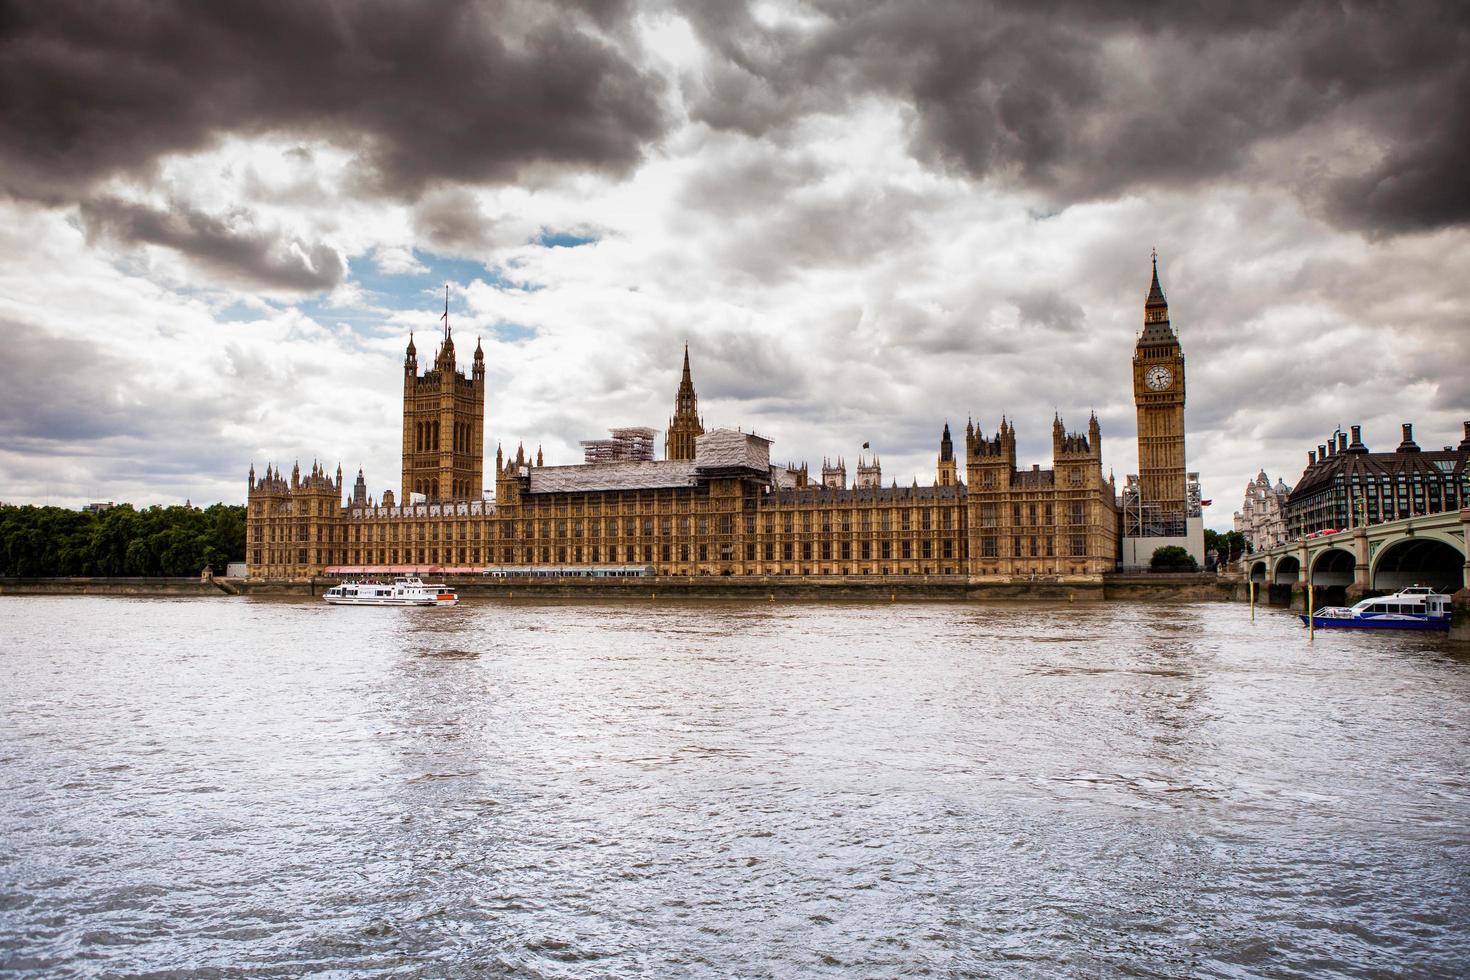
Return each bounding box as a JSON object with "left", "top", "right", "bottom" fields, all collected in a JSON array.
[
  {"left": 324, "top": 596, "right": 455, "bottom": 606},
  {"left": 1299, "top": 615, "right": 1448, "bottom": 632}
]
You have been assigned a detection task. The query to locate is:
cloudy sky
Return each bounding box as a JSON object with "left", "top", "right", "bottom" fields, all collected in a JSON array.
[{"left": 2, "top": 0, "right": 1466, "bottom": 528}]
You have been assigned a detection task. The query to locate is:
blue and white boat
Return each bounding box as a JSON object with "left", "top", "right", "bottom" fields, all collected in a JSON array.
[{"left": 1301, "top": 586, "right": 1451, "bottom": 632}]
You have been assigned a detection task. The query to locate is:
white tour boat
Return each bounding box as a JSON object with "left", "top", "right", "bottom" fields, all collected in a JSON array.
[
  {"left": 1301, "top": 586, "right": 1451, "bottom": 632},
  {"left": 323, "top": 577, "right": 458, "bottom": 607}
]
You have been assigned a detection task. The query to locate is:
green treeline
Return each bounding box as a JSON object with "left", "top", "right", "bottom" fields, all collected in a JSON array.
[{"left": 0, "top": 503, "right": 245, "bottom": 577}]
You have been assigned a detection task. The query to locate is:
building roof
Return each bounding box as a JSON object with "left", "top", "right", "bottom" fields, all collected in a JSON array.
[
  {"left": 525, "top": 428, "right": 772, "bottom": 495},
  {"left": 694, "top": 429, "right": 771, "bottom": 473},
  {"left": 528, "top": 459, "right": 697, "bottom": 494},
  {"left": 1288, "top": 439, "right": 1465, "bottom": 503},
  {"left": 767, "top": 483, "right": 966, "bottom": 505}
]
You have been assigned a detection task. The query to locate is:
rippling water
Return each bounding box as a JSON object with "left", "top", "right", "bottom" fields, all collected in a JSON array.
[{"left": 1, "top": 596, "right": 1467, "bottom": 977}]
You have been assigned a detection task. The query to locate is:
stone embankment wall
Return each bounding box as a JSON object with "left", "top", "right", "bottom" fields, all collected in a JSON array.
[
  {"left": 3, "top": 573, "right": 1232, "bottom": 602},
  {"left": 0, "top": 576, "right": 230, "bottom": 596}
]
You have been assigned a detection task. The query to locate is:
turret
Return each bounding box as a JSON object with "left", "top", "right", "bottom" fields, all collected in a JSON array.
[
  {"left": 821, "top": 456, "right": 847, "bottom": 489},
  {"left": 936, "top": 422, "right": 957, "bottom": 487}
]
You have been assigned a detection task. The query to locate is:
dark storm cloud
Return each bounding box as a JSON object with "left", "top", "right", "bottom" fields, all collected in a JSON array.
[
  {"left": 0, "top": 0, "right": 667, "bottom": 203},
  {"left": 79, "top": 197, "right": 347, "bottom": 291},
  {"left": 412, "top": 189, "right": 500, "bottom": 252},
  {"left": 679, "top": 0, "right": 1470, "bottom": 235}
]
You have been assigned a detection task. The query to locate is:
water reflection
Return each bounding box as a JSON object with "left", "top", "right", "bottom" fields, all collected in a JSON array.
[{"left": 0, "top": 596, "right": 1466, "bottom": 976}]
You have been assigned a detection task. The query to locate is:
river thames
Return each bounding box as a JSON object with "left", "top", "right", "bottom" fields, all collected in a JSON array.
[{"left": 1, "top": 596, "right": 1467, "bottom": 977}]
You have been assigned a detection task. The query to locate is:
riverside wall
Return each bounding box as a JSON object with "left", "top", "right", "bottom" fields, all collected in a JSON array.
[
  {"left": 0, "top": 576, "right": 230, "bottom": 597},
  {"left": 3, "top": 573, "right": 1231, "bottom": 602}
]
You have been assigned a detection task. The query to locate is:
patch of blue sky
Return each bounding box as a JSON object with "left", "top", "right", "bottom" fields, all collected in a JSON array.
[
  {"left": 493, "top": 321, "right": 539, "bottom": 342},
  {"left": 214, "top": 300, "right": 269, "bottom": 323},
  {"left": 536, "top": 230, "right": 598, "bottom": 248},
  {"left": 346, "top": 248, "right": 540, "bottom": 312}
]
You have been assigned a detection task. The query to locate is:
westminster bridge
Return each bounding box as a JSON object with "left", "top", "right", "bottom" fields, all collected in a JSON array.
[{"left": 1247, "top": 508, "right": 1470, "bottom": 608}]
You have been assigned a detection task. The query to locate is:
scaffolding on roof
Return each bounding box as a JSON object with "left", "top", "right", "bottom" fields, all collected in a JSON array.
[{"left": 581, "top": 426, "right": 658, "bottom": 463}]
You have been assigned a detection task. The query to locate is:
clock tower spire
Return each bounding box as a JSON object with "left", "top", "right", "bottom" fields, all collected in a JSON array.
[{"left": 1132, "top": 250, "right": 1188, "bottom": 525}]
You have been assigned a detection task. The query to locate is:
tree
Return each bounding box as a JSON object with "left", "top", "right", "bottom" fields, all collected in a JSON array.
[
  {"left": 1150, "top": 545, "right": 1199, "bottom": 571},
  {"left": 1204, "top": 529, "right": 1247, "bottom": 562},
  {"left": 0, "top": 503, "right": 246, "bottom": 577}
]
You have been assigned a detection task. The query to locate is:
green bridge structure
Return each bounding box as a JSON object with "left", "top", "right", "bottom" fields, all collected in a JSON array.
[{"left": 1246, "top": 508, "right": 1470, "bottom": 611}]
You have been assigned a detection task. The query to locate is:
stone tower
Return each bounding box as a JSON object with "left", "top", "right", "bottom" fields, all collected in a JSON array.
[
  {"left": 936, "top": 422, "right": 957, "bottom": 487},
  {"left": 665, "top": 344, "right": 704, "bottom": 461},
  {"left": 1132, "top": 253, "right": 1187, "bottom": 521},
  {"left": 401, "top": 288, "right": 486, "bottom": 502}
]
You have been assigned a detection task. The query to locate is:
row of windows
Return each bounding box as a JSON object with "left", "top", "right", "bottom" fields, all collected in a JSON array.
[
  {"left": 977, "top": 535, "right": 1090, "bottom": 558},
  {"left": 337, "top": 516, "right": 976, "bottom": 543},
  {"left": 289, "top": 528, "right": 1099, "bottom": 568}
]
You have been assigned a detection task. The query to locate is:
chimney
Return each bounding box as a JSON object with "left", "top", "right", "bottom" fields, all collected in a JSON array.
[
  {"left": 1397, "top": 423, "right": 1420, "bottom": 453},
  {"left": 1460, "top": 421, "right": 1470, "bottom": 452},
  {"left": 1337, "top": 432, "right": 1348, "bottom": 454},
  {"left": 1348, "top": 425, "right": 1365, "bottom": 452},
  {"left": 1319, "top": 443, "right": 1329, "bottom": 460},
  {"left": 1308, "top": 450, "right": 1316, "bottom": 466}
]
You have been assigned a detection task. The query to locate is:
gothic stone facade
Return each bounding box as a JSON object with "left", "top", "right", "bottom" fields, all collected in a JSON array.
[{"left": 247, "top": 332, "right": 1119, "bottom": 581}]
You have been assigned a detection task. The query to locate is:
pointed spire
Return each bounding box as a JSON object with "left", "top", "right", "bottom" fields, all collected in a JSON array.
[
  {"left": 406, "top": 331, "right": 416, "bottom": 356},
  {"left": 474, "top": 335, "right": 483, "bottom": 361},
  {"left": 1146, "top": 248, "right": 1166, "bottom": 306}
]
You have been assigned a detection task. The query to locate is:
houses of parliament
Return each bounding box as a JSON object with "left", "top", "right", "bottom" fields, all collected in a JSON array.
[{"left": 246, "top": 260, "right": 1198, "bottom": 581}]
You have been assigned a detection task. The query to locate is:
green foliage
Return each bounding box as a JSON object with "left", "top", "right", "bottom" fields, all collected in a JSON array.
[
  {"left": 1204, "top": 529, "right": 1249, "bottom": 559},
  {"left": 0, "top": 503, "right": 245, "bottom": 577},
  {"left": 1150, "top": 545, "right": 1199, "bottom": 571}
]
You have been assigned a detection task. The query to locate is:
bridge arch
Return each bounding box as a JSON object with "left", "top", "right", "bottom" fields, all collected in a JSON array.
[
  {"left": 1272, "top": 555, "right": 1300, "bottom": 585},
  {"left": 1249, "top": 560, "right": 1268, "bottom": 583},
  {"left": 1371, "top": 534, "right": 1464, "bottom": 592},
  {"left": 1310, "top": 547, "right": 1356, "bottom": 587}
]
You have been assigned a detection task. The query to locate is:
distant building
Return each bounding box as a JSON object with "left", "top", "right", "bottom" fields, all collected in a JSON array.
[
  {"left": 1233, "top": 470, "right": 1291, "bottom": 552},
  {"left": 1284, "top": 422, "right": 1470, "bottom": 536},
  {"left": 82, "top": 501, "right": 115, "bottom": 514}
]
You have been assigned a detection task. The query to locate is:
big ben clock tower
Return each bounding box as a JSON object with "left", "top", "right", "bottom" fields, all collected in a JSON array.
[{"left": 1132, "top": 251, "right": 1188, "bottom": 521}]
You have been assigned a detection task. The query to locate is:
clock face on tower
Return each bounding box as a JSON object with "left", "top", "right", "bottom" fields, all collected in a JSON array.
[{"left": 1145, "top": 365, "right": 1173, "bottom": 391}]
